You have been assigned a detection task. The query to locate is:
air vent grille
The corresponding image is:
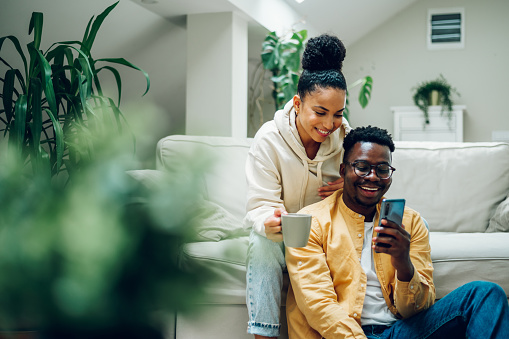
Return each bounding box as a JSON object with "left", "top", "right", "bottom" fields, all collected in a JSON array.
[{"left": 428, "top": 8, "right": 464, "bottom": 50}]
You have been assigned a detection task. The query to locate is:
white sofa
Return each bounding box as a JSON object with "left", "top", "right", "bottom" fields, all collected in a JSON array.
[{"left": 131, "top": 135, "right": 509, "bottom": 339}]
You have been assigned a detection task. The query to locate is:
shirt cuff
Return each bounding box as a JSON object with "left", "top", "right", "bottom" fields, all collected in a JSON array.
[{"left": 395, "top": 269, "right": 420, "bottom": 296}]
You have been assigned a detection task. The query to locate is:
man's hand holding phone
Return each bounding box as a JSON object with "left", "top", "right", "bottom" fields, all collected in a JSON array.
[{"left": 373, "top": 199, "right": 414, "bottom": 281}]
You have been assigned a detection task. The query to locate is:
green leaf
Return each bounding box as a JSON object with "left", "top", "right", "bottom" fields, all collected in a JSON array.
[
  {"left": 0, "top": 36, "right": 29, "bottom": 81},
  {"left": 77, "top": 74, "right": 93, "bottom": 118},
  {"left": 261, "top": 32, "right": 279, "bottom": 70},
  {"left": 82, "top": 1, "right": 119, "bottom": 55},
  {"left": 30, "top": 44, "right": 58, "bottom": 116},
  {"left": 2, "top": 69, "right": 16, "bottom": 123},
  {"left": 81, "top": 17, "right": 94, "bottom": 53},
  {"left": 96, "top": 66, "right": 122, "bottom": 106},
  {"left": 77, "top": 57, "right": 92, "bottom": 98},
  {"left": 44, "top": 108, "right": 64, "bottom": 172},
  {"left": 28, "top": 12, "right": 43, "bottom": 51},
  {"left": 295, "top": 29, "right": 308, "bottom": 42},
  {"left": 95, "top": 58, "right": 150, "bottom": 96},
  {"left": 30, "top": 78, "right": 43, "bottom": 153},
  {"left": 10, "top": 95, "right": 27, "bottom": 150},
  {"left": 358, "top": 76, "right": 373, "bottom": 108}
]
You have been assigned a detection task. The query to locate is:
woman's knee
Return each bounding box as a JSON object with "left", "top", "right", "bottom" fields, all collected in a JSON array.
[{"left": 248, "top": 232, "right": 285, "bottom": 266}]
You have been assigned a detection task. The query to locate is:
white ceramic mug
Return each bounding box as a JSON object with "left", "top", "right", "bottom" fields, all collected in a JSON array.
[{"left": 281, "top": 213, "right": 312, "bottom": 247}]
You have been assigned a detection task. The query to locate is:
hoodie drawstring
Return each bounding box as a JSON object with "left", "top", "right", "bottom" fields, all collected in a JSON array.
[
  {"left": 300, "top": 160, "right": 309, "bottom": 210},
  {"left": 317, "top": 162, "right": 324, "bottom": 187},
  {"left": 300, "top": 161, "right": 324, "bottom": 210}
]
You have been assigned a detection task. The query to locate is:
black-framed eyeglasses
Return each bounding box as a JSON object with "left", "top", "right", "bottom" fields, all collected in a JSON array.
[{"left": 346, "top": 160, "right": 395, "bottom": 179}]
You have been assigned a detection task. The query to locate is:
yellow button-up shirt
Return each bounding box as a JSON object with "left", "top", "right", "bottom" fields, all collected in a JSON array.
[{"left": 286, "top": 190, "right": 435, "bottom": 339}]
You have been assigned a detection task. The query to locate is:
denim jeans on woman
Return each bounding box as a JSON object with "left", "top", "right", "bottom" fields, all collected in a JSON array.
[
  {"left": 362, "top": 281, "right": 509, "bottom": 339},
  {"left": 246, "top": 230, "right": 286, "bottom": 337}
]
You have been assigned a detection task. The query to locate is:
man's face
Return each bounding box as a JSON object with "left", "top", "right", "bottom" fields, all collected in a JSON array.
[{"left": 340, "top": 142, "right": 392, "bottom": 217}]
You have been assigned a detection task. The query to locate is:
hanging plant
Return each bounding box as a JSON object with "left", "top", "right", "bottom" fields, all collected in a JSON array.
[{"left": 412, "top": 74, "right": 460, "bottom": 124}]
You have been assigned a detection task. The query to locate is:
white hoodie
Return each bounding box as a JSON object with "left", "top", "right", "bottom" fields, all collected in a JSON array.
[{"left": 244, "top": 99, "right": 351, "bottom": 236}]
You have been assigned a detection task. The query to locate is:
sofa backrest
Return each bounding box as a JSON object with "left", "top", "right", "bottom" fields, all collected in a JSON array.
[
  {"left": 387, "top": 141, "right": 509, "bottom": 232},
  {"left": 156, "top": 136, "right": 509, "bottom": 233},
  {"left": 156, "top": 135, "right": 253, "bottom": 221}
]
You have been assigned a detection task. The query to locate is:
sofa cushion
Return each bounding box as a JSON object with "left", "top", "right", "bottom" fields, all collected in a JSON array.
[
  {"left": 387, "top": 142, "right": 509, "bottom": 232},
  {"left": 179, "top": 237, "right": 290, "bottom": 305},
  {"left": 193, "top": 200, "right": 249, "bottom": 242},
  {"left": 487, "top": 195, "right": 509, "bottom": 232},
  {"left": 429, "top": 232, "right": 509, "bottom": 299},
  {"left": 156, "top": 135, "right": 252, "bottom": 221}
]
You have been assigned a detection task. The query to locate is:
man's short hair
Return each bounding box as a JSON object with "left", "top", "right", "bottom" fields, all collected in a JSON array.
[{"left": 343, "top": 125, "right": 395, "bottom": 162}]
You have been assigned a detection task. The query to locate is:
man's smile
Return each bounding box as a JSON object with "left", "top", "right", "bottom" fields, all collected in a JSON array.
[{"left": 358, "top": 184, "right": 383, "bottom": 198}]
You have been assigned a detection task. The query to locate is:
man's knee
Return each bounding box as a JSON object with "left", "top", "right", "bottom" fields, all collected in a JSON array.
[{"left": 462, "top": 281, "right": 506, "bottom": 300}]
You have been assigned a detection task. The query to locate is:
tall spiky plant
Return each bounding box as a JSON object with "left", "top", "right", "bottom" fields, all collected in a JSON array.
[{"left": 0, "top": 1, "right": 150, "bottom": 180}]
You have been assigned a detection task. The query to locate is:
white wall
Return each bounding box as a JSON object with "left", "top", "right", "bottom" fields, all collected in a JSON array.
[
  {"left": 186, "top": 12, "right": 248, "bottom": 137},
  {"left": 342, "top": 0, "right": 509, "bottom": 142},
  {"left": 0, "top": 0, "right": 187, "bottom": 167}
]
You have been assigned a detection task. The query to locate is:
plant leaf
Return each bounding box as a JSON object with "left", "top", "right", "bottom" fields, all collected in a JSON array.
[
  {"left": 0, "top": 36, "right": 28, "bottom": 81},
  {"left": 10, "top": 95, "right": 27, "bottom": 151},
  {"left": 77, "top": 74, "right": 93, "bottom": 118},
  {"left": 96, "top": 65, "right": 122, "bottom": 106},
  {"left": 261, "top": 31, "right": 279, "bottom": 70},
  {"left": 30, "top": 44, "right": 58, "bottom": 116},
  {"left": 82, "top": 1, "right": 119, "bottom": 55},
  {"left": 358, "top": 76, "right": 373, "bottom": 108},
  {"left": 2, "top": 69, "right": 16, "bottom": 123},
  {"left": 28, "top": 12, "right": 44, "bottom": 51},
  {"left": 95, "top": 58, "right": 150, "bottom": 96},
  {"left": 77, "top": 57, "right": 92, "bottom": 98},
  {"left": 30, "top": 78, "right": 43, "bottom": 153},
  {"left": 44, "top": 108, "right": 64, "bottom": 172}
]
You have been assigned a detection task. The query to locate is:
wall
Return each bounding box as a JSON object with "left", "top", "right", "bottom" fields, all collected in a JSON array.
[
  {"left": 342, "top": 0, "right": 509, "bottom": 142},
  {"left": 0, "top": 0, "right": 187, "bottom": 167}
]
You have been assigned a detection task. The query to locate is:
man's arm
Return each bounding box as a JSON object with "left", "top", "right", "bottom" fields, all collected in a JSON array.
[
  {"left": 286, "top": 218, "right": 366, "bottom": 338},
  {"left": 373, "top": 211, "right": 435, "bottom": 318}
]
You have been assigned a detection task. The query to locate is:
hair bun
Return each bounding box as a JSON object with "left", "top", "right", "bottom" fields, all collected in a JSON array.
[{"left": 301, "top": 34, "right": 346, "bottom": 72}]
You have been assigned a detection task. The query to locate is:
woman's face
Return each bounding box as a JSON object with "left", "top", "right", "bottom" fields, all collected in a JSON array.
[{"left": 294, "top": 87, "right": 346, "bottom": 147}]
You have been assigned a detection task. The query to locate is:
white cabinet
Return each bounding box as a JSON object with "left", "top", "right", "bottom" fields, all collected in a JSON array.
[{"left": 391, "top": 105, "right": 465, "bottom": 142}]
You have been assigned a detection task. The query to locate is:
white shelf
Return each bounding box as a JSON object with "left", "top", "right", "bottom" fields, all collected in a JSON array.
[{"left": 391, "top": 105, "right": 465, "bottom": 142}]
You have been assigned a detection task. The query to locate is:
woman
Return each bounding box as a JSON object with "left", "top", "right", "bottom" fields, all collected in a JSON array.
[{"left": 243, "top": 34, "right": 351, "bottom": 338}]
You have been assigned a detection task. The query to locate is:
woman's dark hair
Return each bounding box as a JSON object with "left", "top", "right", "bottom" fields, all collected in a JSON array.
[
  {"left": 342, "top": 126, "right": 396, "bottom": 163},
  {"left": 297, "top": 34, "right": 347, "bottom": 100}
]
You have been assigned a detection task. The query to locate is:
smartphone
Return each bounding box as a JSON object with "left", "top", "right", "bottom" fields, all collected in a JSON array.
[{"left": 376, "top": 198, "right": 406, "bottom": 249}]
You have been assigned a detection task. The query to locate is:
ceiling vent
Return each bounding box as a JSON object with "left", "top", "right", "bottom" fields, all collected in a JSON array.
[{"left": 427, "top": 8, "right": 465, "bottom": 50}]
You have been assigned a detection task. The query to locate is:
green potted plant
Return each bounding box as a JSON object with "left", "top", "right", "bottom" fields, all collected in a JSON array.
[
  {"left": 412, "top": 74, "right": 460, "bottom": 124},
  {"left": 248, "top": 29, "right": 372, "bottom": 132},
  {"left": 0, "top": 1, "right": 149, "bottom": 181}
]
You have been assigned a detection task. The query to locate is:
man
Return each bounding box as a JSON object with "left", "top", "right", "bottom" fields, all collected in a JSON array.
[{"left": 285, "top": 126, "right": 509, "bottom": 338}]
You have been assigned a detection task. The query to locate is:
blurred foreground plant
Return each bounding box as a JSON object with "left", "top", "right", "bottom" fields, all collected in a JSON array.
[{"left": 0, "top": 127, "right": 211, "bottom": 338}]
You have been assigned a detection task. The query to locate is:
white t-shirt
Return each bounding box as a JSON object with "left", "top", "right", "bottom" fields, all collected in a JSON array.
[{"left": 360, "top": 220, "right": 398, "bottom": 326}]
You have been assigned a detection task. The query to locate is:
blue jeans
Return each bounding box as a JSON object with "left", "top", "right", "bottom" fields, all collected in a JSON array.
[
  {"left": 362, "top": 281, "right": 509, "bottom": 339},
  {"left": 246, "top": 230, "right": 286, "bottom": 337}
]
